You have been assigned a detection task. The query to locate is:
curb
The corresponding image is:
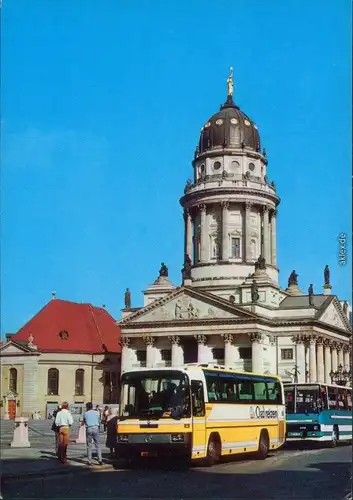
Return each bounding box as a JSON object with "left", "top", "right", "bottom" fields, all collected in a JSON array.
[{"left": 2, "top": 463, "right": 115, "bottom": 481}]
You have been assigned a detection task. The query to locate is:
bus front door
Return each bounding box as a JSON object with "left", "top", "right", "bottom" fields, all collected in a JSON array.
[{"left": 191, "top": 380, "right": 206, "bottom": 460}]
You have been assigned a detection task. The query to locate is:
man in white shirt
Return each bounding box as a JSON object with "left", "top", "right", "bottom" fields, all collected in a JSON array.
[{"left": 55, "top": 401, "right": 73, "bottom": 463}]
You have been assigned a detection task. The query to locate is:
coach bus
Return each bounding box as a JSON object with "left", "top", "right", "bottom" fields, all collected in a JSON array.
[
  {"left": 117, "top": 364, "right": 286, "bottom": 465},
  {"left": 284, "top": 382, "right": 352, "bottom": 446}
]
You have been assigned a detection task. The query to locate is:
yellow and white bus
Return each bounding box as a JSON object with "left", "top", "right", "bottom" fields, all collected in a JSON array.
[{"left": 117, "top": 364, "right": 286, "bottom": 464}]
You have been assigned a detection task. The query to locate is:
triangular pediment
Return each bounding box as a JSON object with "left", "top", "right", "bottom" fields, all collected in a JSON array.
[
  {"left": 317, "top": 297, "right": 351, "bottom": 332},
  {"left": 119, "top": 287, "right": 257, "bottom": 325},
  {"left": 0, "top": 340, "right": 36, "bottom": 355}
]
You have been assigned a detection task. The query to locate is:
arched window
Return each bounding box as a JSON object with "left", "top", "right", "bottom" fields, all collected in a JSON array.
[
  {"left": 9, "top": 368, "right": 17, "bottom": 393},
  {"left": 75, "top": 369, "right": 84, "bottom": 396},
  {"left": 47, "top": 368, "right": 59, "bottom": 395}
]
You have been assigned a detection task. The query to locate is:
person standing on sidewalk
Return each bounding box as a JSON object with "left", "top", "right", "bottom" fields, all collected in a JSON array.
[
  {"left": 51, "top": 404, "right": 61, "bottom": 456},
  {"left": 84, "top": 402, "right": 103, "bottom": 466},
  {"left": 55, "top": 402, "right": 73, "bottom": 463}
]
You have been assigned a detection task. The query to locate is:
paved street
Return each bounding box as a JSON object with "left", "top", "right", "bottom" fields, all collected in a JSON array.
[
  {"left": 0, "top": 419, "right": 112, "bottom": 479},
  {"left": 1, "top": 440, "right": 351, "bottom": 500}
]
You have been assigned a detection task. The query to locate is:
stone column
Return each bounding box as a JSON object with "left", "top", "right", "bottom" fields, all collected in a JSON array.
[
  {"left": 267, "top": 335, "right": 277, "bottom": 375},
  {"left": 249, "top": 333, "right": 263, "bottom": 373},
  {"left": 331, "top": 343, "right": 338, "bottom": 372},
  {"left": 143, "top": 336, "right": 156, "bottom": 368},
  {"left": 270, "top": 209, "right": 277, "bottom": 266},
  {"left": 199, "top": 204, "right": 207, "bottom": 262},
  {"left": 169, "top": 336, "right": 183, "bottom": 367},
  {"left": 221, "top": 201, "right": 229, "bottom": 260},
  {"left": 120, "top": 337, "right": 131, "bottom": 373},
  {"left": 293, "top": 335, "right": 306, "bottom": 383},
  {"left": 338, "top": 344, "right": 344, "bottom": 368},
  {"left": 221, "top": 334, "right": 236, "bottom": 367},
  {"left": 262, "top": 205, "right": 270, "bottom": 263},
  {"left": 324, "top": 340, "right": 332, "bottom": 384},
  {"left": 308, "top": 337, "right": 317, "bottom": 383},
  {"left": 244, "top": 202, "right": 252, "bottom": 261},
  {"left": 184, "top": 209, "right": 193, "bottom": 259},
  {"left": 195, "top": 335, "right": 210, "bottom": 364},
  {"left": 316, "top": 337, "right": 325, "bottom": 383},
  {"left": 343, "top": 345, "right": 351, "bottom": 370}
]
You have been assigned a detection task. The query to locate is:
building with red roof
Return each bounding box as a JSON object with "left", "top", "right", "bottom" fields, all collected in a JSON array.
[{"left": 0, "top": 296, "right": 121, "bottom": 419}]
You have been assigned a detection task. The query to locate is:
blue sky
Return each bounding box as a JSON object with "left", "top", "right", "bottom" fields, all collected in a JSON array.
[{"left": 2, "top": 0, "right": 351, "bottom": 335}]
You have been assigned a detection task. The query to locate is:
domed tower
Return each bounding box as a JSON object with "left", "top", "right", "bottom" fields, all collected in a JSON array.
[{"left": 180, "top": 68, "right": 280, "bottom": 293}]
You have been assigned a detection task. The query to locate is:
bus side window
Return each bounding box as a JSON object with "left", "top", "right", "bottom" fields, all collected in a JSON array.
[
  {"left": 191, "top": 380, "right": 205, "bottom": 417},
  {"left": 328, "top": 387, "right": 338, "bottom": 410},
  {"left": 237, "top": 378, "right": 253, "bottom": 402},
  {"left": 204, "top": 372, "right": 220, "bottom": 401},
  {"left": 253, "top": 381, "right": 267, "bottom": 403},
  {"left": 347, "top": 392, "right": 352, "bottom": 411},
  {"left": 218, "top": 376, "right": 237, "bottom": 402},
  {"left": 338, "top": 388, "right": 348, "bottom": 410},
  {"left": 267, "top": 381, "right": 283, "bottom": 405}
]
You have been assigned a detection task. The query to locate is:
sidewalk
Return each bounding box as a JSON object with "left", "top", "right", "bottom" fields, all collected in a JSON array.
[{"left": 1, "top": 445, "right": 116, "bottom": 480}]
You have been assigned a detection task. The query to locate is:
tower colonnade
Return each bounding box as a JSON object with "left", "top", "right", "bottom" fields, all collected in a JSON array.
[{"left": 183, "top": 201, "right": 277, "bottom": 267}]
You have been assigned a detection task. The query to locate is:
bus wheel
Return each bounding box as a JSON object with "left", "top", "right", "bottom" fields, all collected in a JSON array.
[
  {"left": 255, "top": 430, "right": 269, "bottom": 460},
  {"left": 205, "top": 435, "right": 221, "bottom": 466},
  {"left": 330, "top": 426, "right": 338, "bottom": 448}
]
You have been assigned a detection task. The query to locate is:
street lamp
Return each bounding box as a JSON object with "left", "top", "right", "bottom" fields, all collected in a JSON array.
[{"left": 329, "top": 364, "right": 352, "bottom": 386}]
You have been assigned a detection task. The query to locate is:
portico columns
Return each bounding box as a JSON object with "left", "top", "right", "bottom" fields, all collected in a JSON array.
[
  {"left": 338, "top": 344, "right": 344, "bottom": 368},
  {"left": 199, "top": 204, "right": 207, "bottom": 262},
  {"left": 120, "top": 337, "right": 132, "bottom": 373},
  {"left": 245, "top": 202, "right": 252, "bottom": 261},
  {"left": 184, "top": 209, "right": 193, "bottom": 259},
  {"left": 293, "top": 335, "right": 306, "bottom": 383},
  {"left": 316, "top": 337, "right": 325, "bottom": 383},
  {"left": 249, "top": 333, "right": 263, "bottom": 373},
  {"left": 221, "top": 201, "right": 229, "bottom": 260},
  {"left": 270, "top": 209, "right": 277, "bottom": 266},
  {"left": 169, "top": 336, "right": 184, "bottom": 367},
  {"left": 143, "top": 336, "right": 156, "bottom": 368},
  {"left": 324, "top": 340, "right": 332, "bottom": 384},
  {"left": 194, "top": 334, "right": 211, "bottom": 364},
  {"left": 221, "top": 334, "right": 237, "bottom": 367},
  {"left": 262, "top": 206, "right": 270, "bottom": 264},
  {"left": 343, "top": 345, "right": 351, "bottom": 370},
  {"left": 308, "top": 337, "right": 317, "bottom": 383},
  {"left": 331, "top": 344, "right": 338, "bottom": 372}
]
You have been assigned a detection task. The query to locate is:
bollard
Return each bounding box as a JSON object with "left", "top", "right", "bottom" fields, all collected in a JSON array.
[
  {"left": 75, "top": 420, "right": 86, "bottom": 444},
  {"left": 10, "top": 417, "right": 31, "bottom": 448}
]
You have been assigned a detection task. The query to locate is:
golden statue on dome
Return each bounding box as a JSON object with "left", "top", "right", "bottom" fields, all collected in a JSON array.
[{"left": 227, "top": 66, "right": 234, "bottom": 97}]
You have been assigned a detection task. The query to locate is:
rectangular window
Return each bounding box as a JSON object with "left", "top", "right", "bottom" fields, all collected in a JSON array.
[
  {"left": 253, "top": 381, "right": 268, "bottom": 402},
  {"left": 239, "top": 347, "right": 251, "bottom": 360},
  {"left": 267, "top": 381, "right": 283, "bottom": 405},
  {"left": 218, "top": 375, "right": 238, "bottom": 402},
  {"left": 281, "top": 348, "right": 293, "bottom": 360},
  {"left": 237, "top": 378, "right": 253, "bottom": 401},
  {"left": 231, "top": 237, "right": 240, "bottom": 258},
  {"left": 204, "top": 372, "right": 221, "bottom": 401}
]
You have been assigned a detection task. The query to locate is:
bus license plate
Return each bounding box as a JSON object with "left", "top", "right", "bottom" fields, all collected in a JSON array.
[{"left": 141, "top": 451, "right": 157, "bottom": 457}]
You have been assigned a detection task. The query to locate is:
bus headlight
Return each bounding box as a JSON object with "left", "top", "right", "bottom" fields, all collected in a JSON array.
[
  {"left": 171, "top": 433, "right": 185, "bottom": 443},
  {"left": 118, "top": 434, "right": 129, "bottom": 443}
]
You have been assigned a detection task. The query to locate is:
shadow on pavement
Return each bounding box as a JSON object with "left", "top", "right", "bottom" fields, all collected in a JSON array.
[{"left": 1, "top": 456, "right": 351, "bottom": 500}]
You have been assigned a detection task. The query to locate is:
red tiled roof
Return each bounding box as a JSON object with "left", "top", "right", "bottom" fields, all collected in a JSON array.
[{"left": 11, "top": 299, "right": 121, "bottom": 354}]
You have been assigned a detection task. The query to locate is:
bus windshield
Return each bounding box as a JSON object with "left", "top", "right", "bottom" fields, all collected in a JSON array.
[
  {"left": 285, "top": 384, "right": 326, "bottom": 414},
  {"left": 119, "top": 370, "right": 191, "bottom": 420}
]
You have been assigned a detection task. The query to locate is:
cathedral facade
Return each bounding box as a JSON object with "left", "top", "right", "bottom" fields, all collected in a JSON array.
[{"left": 118, "top": 70, "right": 351, "bottom": 384}]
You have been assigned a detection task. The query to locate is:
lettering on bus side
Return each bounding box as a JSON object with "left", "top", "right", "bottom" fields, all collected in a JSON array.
[{"left": 250, "top": 406, "right": 279, "bottom": 419}]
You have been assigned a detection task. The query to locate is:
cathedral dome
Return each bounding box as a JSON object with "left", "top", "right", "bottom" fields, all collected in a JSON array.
[{"left": 197, "top": 69, "right": 260, "bottom": 155}]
